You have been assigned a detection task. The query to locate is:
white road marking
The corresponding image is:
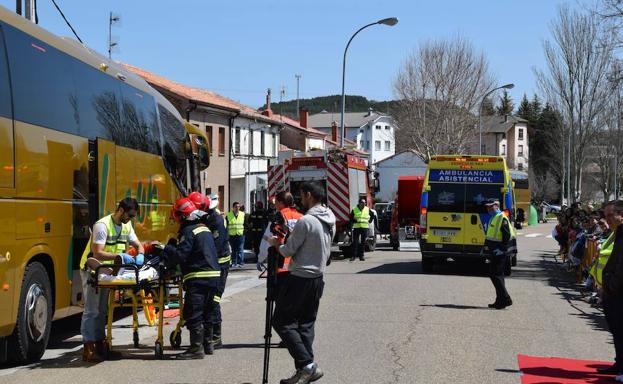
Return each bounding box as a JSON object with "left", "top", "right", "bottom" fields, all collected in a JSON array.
[
  {"left": 525, "top": 233, "right": 543, "bottom": 238},
  {"left": 546, "top": 235, "right": 553, "bottom": 239}
]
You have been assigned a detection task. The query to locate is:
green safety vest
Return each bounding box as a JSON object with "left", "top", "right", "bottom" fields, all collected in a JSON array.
[
  {"left": 591, "top": 231, "right": 615, "bottom": 287},
  {"left": 485, "top": 212, "right": 516, "bottom": 243},
  {"left": 353, "top": 206, "right": 370, "bottom": 229},
  {"left": 80, "top": 214, "right": 133, "bottom": 269},
  {"left": 226, "top": 211, "right": 245, "bottom": 236}
]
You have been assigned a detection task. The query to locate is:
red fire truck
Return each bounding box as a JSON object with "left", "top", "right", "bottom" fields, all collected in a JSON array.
[{"left": 267, "top": 149, "right": 375, "bottom": 256}]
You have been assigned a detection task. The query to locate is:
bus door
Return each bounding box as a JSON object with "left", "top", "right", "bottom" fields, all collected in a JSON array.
[{"left": 426, "top": 183, "right": 467, "bottom": 250}]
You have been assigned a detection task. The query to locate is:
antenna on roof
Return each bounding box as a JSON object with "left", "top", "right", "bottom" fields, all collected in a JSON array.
[{"left": 108, "top": 11, "right": 121, "bottom": 59}]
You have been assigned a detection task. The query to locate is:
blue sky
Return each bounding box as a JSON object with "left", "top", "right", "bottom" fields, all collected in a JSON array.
[{"left": 3, "top": 0, "right": 572, "bottom": 109}]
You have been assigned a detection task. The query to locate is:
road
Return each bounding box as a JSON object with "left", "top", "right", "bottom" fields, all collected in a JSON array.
[{"left": 0, "top": 223, "right": 613, "bottom": 383}]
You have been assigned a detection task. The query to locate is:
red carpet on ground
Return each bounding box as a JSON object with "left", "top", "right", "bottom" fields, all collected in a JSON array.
[{"left": 518, "top": 354, "right": 617, "bottom": 383}]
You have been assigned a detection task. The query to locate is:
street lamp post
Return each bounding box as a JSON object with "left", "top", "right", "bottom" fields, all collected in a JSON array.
[
  {"left": 478, "top": 83, "right": 514, "bottom": 155},
  {"left": 340, "top": 17, "right": 398, "bottom": 148}
]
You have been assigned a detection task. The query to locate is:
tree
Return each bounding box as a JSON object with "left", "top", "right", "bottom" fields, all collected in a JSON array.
[
  {"left": 495, "top": 90, "right": 514, "bottom": 115},
  {"left": 481, "top": 97, "right": 495, "bottom": 116},
  {"left": 535, "top": 6, "right": 616, "bottom": 203},
  {"left": 393, "top": 36, "right": 495, "bottom": 160}
]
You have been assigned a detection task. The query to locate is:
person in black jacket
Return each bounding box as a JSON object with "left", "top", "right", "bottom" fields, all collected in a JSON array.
[
  {"left": 599, "top": 200, "right": 623, "bottom": 375},
  {"left": 249, "top": 201, "right": 269, "bottom": 258},
  {"left": 164, "top": 197, "right": 221, "bottom": 360}
]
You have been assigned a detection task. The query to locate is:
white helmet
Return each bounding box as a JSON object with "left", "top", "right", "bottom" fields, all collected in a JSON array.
[{"left": 208, "top": 193, "right": 219, "bottom": 210}]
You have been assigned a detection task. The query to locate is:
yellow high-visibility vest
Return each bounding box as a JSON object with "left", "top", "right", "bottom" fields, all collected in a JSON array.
[
  {"left": 353, "top": 206, "right": 370, "bottom": 229},
  {"left": 80, "top": 214, "right": 133, "bottom": 269},
  {"left": 591, "top": 231, "right": 615, "bottom": 287},
  {"left": 226, "top": 211, "right": 245, "bottom": 236},
  {"left": 485, "top": 212, "right": 516, "bottom": 242}
]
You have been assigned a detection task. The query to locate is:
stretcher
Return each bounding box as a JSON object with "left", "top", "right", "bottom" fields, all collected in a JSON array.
[{"left": 91, "top": 263, "right": 184, "bottom": 359}]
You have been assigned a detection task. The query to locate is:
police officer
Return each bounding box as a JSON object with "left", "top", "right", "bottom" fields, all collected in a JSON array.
[
  {"left": 349, "top": 198, "right": 372, "bottom": 261},
  {"left": 484, "top": 198, "right": 514, "bottom": 309},
  {"left": 249, "top": 201, "right": 269, "bottom": 258},
  {"left": 164, "top": 197, "right": 221, "bottom": 359},
  {"left": 599, "top": 200, "right": 623, "bottom": 375}
]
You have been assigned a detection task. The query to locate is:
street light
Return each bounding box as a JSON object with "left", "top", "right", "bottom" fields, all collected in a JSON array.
[
  {"left": 340, "top": 17, "right": 399, "bottom": 148},
  {"left": 478, "top": 83, "right": 514, "bottom": 155}
]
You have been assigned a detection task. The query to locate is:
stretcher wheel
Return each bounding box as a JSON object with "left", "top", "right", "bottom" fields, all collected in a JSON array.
[
  {"left": 169, "top": 330, "right": 182, "bottom": 349},
  {"left": 155, "top": 342, "right": 164, "bottom": 359},
  {"left": 133, "top": 331, "right": 139, "bottom": 348}
]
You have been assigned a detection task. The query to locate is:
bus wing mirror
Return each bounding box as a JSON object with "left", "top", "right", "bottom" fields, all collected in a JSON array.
[{"left": 189, "top": 134, "right": 210, "bottom": 170}]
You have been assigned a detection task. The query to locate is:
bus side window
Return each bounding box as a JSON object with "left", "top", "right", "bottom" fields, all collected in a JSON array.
[{"left": 0, "top": 25, "right": 13, "bottom": 189}]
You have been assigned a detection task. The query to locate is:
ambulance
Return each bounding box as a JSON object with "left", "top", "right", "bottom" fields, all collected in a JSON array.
[{"left": 419, "top": 155, "right": 517, "bottom": 273}]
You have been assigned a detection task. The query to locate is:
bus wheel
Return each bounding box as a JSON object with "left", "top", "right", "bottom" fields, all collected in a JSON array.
[
  {"left": 421, "top": 258, "right": 434, "bottom": 273},
  {"left": 504, "top": 257, "right": 512, "bottom": 276},
  {"left": 9, "top": 262, "right": 53, "bottom": 363}
]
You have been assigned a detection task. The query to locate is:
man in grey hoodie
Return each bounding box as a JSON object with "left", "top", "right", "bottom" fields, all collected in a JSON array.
[{"left": 267, "top": 182, "right": 336, "bottom": 384}]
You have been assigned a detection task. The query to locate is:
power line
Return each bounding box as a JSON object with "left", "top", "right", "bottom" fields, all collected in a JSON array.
[{"left": 50, "top": 0, "right": 83, "bottom": 43}]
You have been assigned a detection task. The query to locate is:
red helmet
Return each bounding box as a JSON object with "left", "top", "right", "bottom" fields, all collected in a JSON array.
[
  {"left": 172, "top": 197, "right": 197, "bottom": 223},
  {"left": 203, "top": 195, "right": 211, "bottom": 211},
  {"left": 187, "top": 192, "right": 206, "bottom": 211}
]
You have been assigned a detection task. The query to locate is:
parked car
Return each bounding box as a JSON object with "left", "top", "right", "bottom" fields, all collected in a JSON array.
[{"left": 543, "top": 202, "right": 562, "bottom": 214}]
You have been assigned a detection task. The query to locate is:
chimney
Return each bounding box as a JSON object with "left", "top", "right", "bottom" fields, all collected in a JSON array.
[
  {"left": 331, "top": 121, "right": 338, "bottom": 142},
  {"left": 262, "top": 88, "right": 273, "bottom": 117},
  {"left": 299, "top": 107, "right": 308, "bottom": 128}
]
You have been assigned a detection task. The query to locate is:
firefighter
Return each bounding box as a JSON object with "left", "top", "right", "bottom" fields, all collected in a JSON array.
[
  {"left": 484, "top": 198, "right": 514, "bottom": 309},
  {"left": 187, "top": 192, "right": 230, "bottom": 349},
  {"left": 349, "top": 198, "right": 373, "bottom": 261},
  {"left": 164, "top": 197, "right": 221, "bottom": 359},
  {"left": 249, "top": 201, "right": 269, "bottom": 259}
]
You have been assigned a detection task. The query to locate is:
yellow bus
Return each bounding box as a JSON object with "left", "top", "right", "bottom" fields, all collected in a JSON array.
[
  {"left": 419, "top": 155, "right": 517, "bottom": 273},
  {"left": 0, "top": 6, "right": 209, "bottom": 363}
]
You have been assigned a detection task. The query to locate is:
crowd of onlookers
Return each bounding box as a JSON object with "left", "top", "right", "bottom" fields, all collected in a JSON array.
[{"left": 551, "top": 202, "right": 612, "bottom": 303}]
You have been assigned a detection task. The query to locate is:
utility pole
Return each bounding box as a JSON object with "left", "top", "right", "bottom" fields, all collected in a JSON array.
[
  {"left": 295, "top": 74, "right": 301, "bottom": 119},
  {"left": 16, "top": 0, "right": 22, "bottom": 16},
  {"left": 108, "top": 12, "right": 120, "bottom": 59}
]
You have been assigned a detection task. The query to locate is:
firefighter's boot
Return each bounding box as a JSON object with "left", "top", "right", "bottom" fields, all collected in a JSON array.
[
  {"left": 212, "top": 323, "right": 222, "bottom": 350},
  {"left": 203, "top": 325, "right": 215, "bottom": 355},
  {"left": 176, "top": 327, "right": 205, "bottom": 360}
]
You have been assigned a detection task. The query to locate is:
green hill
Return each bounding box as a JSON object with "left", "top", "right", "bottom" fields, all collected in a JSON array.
[{"left": 260, "top": 95, "right": 398, "bottom": 118}]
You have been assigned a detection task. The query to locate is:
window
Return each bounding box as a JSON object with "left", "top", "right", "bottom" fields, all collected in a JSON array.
[
  {"left": 206, "top": 187, "right": 212, "bottom": 195},
  {"left": 518, "top": 145, "right": 524, "bottom": 157},
  {"left": 375, "top": 125, "right": 381, "bottom": 130},
  {"left": 518, "top": 163, "right": 524, "bottom": 170},
  {"left": 248, "top": 130, "right": 254, "bottom": 155},
  {"left": 385, "top": 125, "right": 390, "bottom": 130},
  {"left": 261, "top": 131, "right": 265, "bottom": 155},
  {"left": 218, "top": 185, "right": 225, "bottom": 212},
  {"left": 206, "top": 126, "right": 213, "bottom": 155},
  {"left": 158, "top": 104, "right": 187, "bottom": 189},
  {"left": 465, "top": 185, "right": 503, "bottom": 214},
  {"left": 427, "top": 183, "right": 465, "bottom": 212},
  {"left": 272, "top": 133, "right": 277, "bottom": 156},
  {"left": 218, "top": 127, "right": 225, "bottom": 156},
  {"left": 518, "top": 128, "right": 524, "bottom": 140},
  {"left": 365, "top": 141, "right": 370, "bottom": 150},
  {"left": 119, "top": 83, "right": 160, "bottom": 155},
  {"left": 501, "top": 144, "right": 506, "bottom": 156},
  {"left": 6, "top": 25, "right": 78, "bottom": 134},
  {"left": 0, "top": 27, "right": 11, "bottom": 120},
  {"left": 360, "top": 140, "right": 365, "bottom": 149},
  {"left": 234, "top": 127, "right": 241, "bottom": 154},
  {"left": 384, "top": 141, "right": 390, "bottom": 151},
  {"left": 375, "top": 141, "right": 381, "bottom": 151}
]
